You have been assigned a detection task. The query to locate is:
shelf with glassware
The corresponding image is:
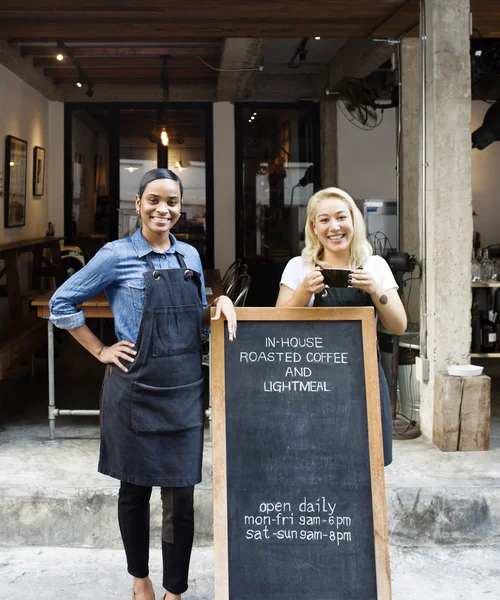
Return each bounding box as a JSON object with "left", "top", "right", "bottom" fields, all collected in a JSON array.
[{"left": 471, "top": 247, "right": 500, "bottom": 357}]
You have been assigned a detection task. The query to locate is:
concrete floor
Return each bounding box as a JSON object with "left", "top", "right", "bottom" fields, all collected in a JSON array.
[
  {"left": 1, "top": 333, "right": 500, "bottom": 598},
  {"left": 1, "top": 544, "right": 500, "bottom": 600}
]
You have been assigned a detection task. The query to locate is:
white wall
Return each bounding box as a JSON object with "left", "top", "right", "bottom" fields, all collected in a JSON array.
[
  {"left": 0, "top": 65, "right": 51, "bottom": 244},
  {"left": 337, "top": 105, "right": 398, "bottom": 202},
  {"left": 472, "top": 100, "right": 500, "bottom": 247},
  {"left": 0, "top": 66, "right": 55, "bottom": 329}
]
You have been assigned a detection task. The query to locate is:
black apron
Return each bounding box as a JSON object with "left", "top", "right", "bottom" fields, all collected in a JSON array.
[
  {"left": 98, "top": 252, "right": 205, "bottom": 486},
  {"left": 313, "top": 286, "right": 393, "bottom": 466}
]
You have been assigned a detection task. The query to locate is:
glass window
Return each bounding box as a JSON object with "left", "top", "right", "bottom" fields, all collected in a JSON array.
[
  {"left": 168, "top": 109, "right": 208, "bottom": 263},
  {"left": 236, "top": 104, "right": 319, "bottom": 305}
]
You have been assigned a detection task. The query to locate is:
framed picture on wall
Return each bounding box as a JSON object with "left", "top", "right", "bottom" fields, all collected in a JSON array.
[
  {"left": 33, "top": 146, "right": 45, "bottom": 196},
  {"left": 4, "top": 135, "right": 28, "bottom": 228}
]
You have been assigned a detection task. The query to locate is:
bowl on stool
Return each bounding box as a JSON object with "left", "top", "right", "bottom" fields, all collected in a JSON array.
[{"left": 447, "top": 364, "right": 484, "bottom": 377}]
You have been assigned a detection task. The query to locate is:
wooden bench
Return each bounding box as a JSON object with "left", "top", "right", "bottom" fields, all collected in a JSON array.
[{"left": 0, "top": 314, "right": 46, "bottom": 381}]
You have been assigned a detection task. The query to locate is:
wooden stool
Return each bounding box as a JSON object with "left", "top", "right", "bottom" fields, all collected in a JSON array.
[{"left": 433, "top": 372, "right": 490, "bottom": 451}]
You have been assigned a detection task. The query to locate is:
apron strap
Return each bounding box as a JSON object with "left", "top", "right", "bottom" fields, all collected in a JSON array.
[
  {"left": 176, "top": 253, "right": 187, "bottom": 269},
  {"left": 144, "top": 251, "right": 186, "bottom": 271}
]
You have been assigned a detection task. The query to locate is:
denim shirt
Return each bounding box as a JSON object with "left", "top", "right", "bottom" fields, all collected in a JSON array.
[{"left": 49, "top": 228, "right": 208, "bottom": 344}]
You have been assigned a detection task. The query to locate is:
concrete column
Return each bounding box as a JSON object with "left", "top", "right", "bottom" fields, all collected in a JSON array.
[
  {"left": 320, "top": 100, "right": 338, "bottom": 187},
  {"left": 419, "top": 0, "right": 473, "bottom": 439},
  {"left": 400, "top": 38, "right": 420, "bottom": 324},
  {"left": 213, "top": 102, "right": 236, "bottom": 274}
]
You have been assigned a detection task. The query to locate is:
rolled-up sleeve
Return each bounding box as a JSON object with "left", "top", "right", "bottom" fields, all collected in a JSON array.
[{"left": 49, "top": 245, "right": 118, "bottom": 330}]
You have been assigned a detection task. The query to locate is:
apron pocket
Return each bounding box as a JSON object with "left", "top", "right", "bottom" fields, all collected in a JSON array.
[
  {"left": 152, "top": 304, "right": 201, "bottom": 357},
  {"left": 129, "top": 377, "right": 204, "bottom": 434}
]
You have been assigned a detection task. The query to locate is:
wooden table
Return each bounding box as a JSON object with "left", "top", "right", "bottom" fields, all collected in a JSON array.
[
  {"left": 32, "top": 269, "right": 222, "bottom": 443},
  {"left": 0, "top": 237, "right": 64, "bottom": 327}
]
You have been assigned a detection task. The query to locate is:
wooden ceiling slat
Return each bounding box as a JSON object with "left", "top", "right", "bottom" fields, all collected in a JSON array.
[
  {"left": 0, "top": 4, "right": 401, "bottom": 20},
  {"left": 34, "top": 56, "right": 214, "bottom": 67},
  {"left": 54, "top": 76, "right": 217, "bottom": 84},
  {"left": 0, "top": 1, "right": 425, "bottom": 40},
  {"left": 0, "top": 0, "right": 390, "bottom": 7},
  {"left": 12, "top": 38, "right": 224, "bottom": 45},
  {"left": 3, "top": 22, "right": 394, "bottom": 39},
  {"left": 46, "top": 67, "right": 215, "bottom": 76},
  {"left": 22, "top": 46, "right": 221, "bottom": 57}
]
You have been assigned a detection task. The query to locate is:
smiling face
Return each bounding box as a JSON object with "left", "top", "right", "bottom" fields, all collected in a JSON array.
[
  {"left": 136, "top": 177, "right": 182, "bottom": 245},
  {"left": 312, "top": 197, "right": 354, "bottom": 260}
]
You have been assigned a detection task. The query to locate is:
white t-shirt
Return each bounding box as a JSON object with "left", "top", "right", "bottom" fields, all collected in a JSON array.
[{"left": 280, "top": 255, "right": 398, "bottom": 306}]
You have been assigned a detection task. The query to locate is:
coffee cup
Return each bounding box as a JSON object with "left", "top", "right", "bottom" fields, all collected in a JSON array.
[{"left": 320, "top": 268, "right": 351, "bottom": 288}]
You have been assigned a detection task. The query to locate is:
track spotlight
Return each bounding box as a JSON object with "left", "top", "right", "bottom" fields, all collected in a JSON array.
[
  {"left": 85, "top": 83, "right": 94, "bottom": 98},
  {"left": 76, "top": 81, "right": 82, "bottom": 88},
  {"left": 56, "top": 53, "right": 64, "bottom": 61}
]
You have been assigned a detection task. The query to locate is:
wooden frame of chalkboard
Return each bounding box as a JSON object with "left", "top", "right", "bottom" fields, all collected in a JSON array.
[{"left": 211, "top": 306, "right": 391, "bottom": 600}]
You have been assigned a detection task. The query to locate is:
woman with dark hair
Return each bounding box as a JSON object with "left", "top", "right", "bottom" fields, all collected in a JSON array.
[{"left": 50, "top": 168, "right": 237, "bottom": 600}]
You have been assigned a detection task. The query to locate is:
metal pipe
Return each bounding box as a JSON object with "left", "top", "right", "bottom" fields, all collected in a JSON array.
[
  {"left": 55, "top": 409, "right": 100, "bottom": 417},
  {"left": 43, "top": 320, "right": 62, "bottom": 446},
  {"left": 395, "top": 41, "right": 402, "bottom": 251},
  {"left": 419, "top": 0, "right": 428, "bottom": 360}
]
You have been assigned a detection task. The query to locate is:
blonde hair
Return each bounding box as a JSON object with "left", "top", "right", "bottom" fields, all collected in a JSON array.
[{"left": 302, "top": 187, "right": 372, "bottom": 269}]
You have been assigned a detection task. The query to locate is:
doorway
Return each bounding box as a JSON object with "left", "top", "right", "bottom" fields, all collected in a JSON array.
[
  {"left": 235, "top": 102, "right": 321, "bottom": 306},
  {"left": 64, "top": 102, "right": 214, "bottom": 266}
]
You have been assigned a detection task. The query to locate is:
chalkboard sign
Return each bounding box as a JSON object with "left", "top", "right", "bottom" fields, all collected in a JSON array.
[{"left": 211, "top": 307, "right": 391, "bottom": 600}]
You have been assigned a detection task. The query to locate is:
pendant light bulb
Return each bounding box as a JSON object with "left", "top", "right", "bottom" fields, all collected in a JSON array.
[{"left": 160, "top": 128, "right": 169, "bottom": 146}]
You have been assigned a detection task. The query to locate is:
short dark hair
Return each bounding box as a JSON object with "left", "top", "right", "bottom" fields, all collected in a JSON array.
[{"left": 137, "top": 168, "right": 183, "bottom": 199}]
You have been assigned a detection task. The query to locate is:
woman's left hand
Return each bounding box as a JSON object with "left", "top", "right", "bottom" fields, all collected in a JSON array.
[
  {"left": 211, "top": 295, "right": 237, "bottom": 341},
  {"left": 348, "top": 269, "right": 378, "bottom": 294}
]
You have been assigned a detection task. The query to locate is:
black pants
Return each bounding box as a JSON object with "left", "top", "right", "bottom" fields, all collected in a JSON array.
[{"left": 118, "top": 481, "right": 195, "bottom": 594}]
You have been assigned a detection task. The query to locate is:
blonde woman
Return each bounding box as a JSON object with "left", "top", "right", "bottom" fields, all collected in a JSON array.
[{"left": 276, "top": 187, "right": 407, "bottom": 465}]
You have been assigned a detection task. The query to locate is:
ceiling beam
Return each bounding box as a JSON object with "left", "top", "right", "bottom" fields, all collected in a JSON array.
[
  {"left": 216, "top": 38, "right": 265, "bottom": 102},
  {"left": 317, "top": 38, "right": 396, "bottom": 98},
  {"left": 0, "top": 40, "right": 61, "bottom": 100},
  {"left": 60, "top": 82, "right": 217, "bottom": 103}
]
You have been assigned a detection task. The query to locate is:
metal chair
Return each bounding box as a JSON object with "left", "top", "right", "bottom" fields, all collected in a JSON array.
[
  {"left": 221, "top": 259, "right": 242, "bottom": 293},
  {"left": 226, "top": 273, "right": 252, "bottom": 307}
]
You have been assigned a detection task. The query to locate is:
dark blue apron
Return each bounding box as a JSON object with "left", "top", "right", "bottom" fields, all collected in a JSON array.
[
  {"left": 98, "top": 252, "right": 205, "bottom": 486},
  {"left": 313, "top": 286, "right": 393, "bottom": 466}
]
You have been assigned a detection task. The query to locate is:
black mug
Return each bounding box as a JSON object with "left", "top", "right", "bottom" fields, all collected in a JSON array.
[{"left": 320, "top": 268, "right": 352, "bottom": 288}]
